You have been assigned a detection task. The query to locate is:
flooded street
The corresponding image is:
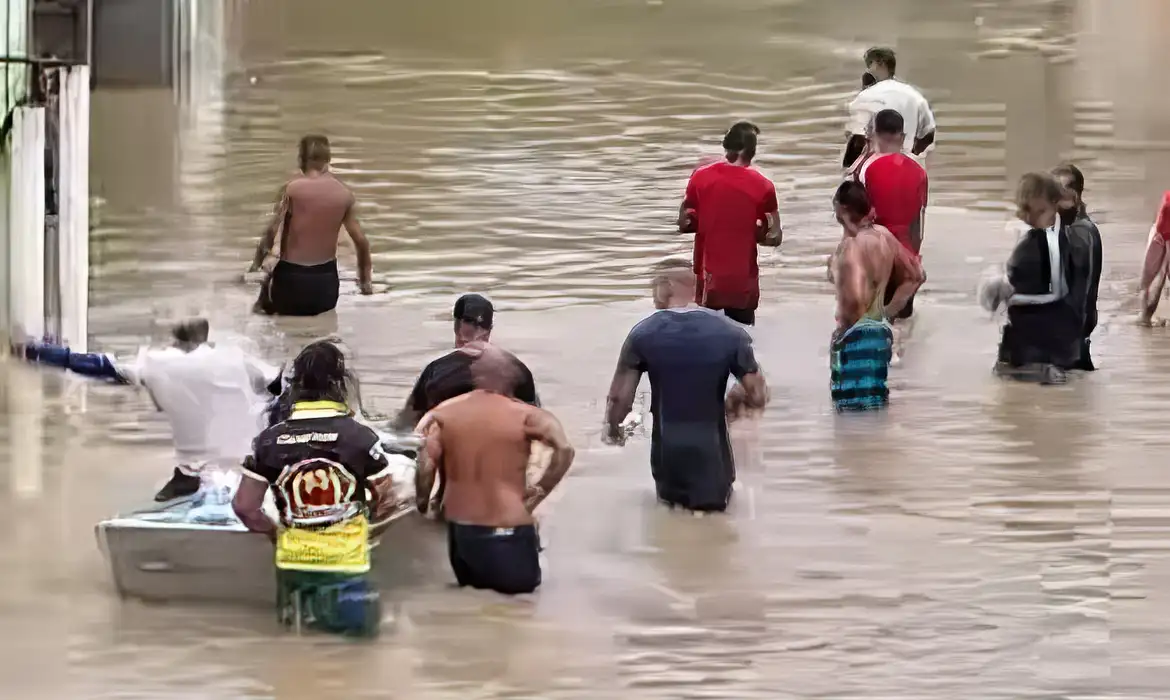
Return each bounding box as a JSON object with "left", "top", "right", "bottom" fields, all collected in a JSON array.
[{"left": 6, "top": 0, "right": 1170, "bottom": 696}]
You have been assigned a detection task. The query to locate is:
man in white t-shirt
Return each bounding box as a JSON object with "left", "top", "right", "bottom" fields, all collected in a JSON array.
[
  {"left": 843, "top": 47, "right": 937, "bottom": 169},
  {"left": 15, "top": 319, "right": 281, "bottom": 502}
]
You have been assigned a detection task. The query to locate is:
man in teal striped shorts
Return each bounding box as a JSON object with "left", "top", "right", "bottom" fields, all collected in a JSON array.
[{"left": 829, "top": 182, "right": 924, "bottom": 412}]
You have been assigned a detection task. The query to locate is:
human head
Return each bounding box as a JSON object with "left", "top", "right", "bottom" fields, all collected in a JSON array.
[
  {"left": 723, "top": 121, "right": 760, "bottom": 165},
  {"left": 171, "top": 318, "right": 210, "bottom": 352},
  {"left": 650, "top": 258, "right": 696, "bottom": 310},
  {"left": 452, "top": 293, "right": 494, "bottom": 347},
  {"left": 1015, "top": 172, "right": 1062, "bottom": 230},
  {"left": 1050, "top": 163, "right": 1085, "bottom": 215},
  {"left": 864, "top": 47, "right": 897, "bottom": 81},
  {"left": 871, "top": 109, "right": 905, "bottom": 153},
  {"left": 833, "top": 181, "right": 873, "bottom": 236},
  {"left": 467, "top": 342, "right": 520, "bottom": 396},
  {"left": 289, "top": 339, "right": 349, "bottom": 404},
  {"left": 298, "top": 134, "right": 331, "bottom": 173}
]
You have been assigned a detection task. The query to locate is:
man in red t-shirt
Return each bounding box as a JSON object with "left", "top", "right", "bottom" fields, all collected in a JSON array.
[
  {"left": 1137, "top": 190, "right": 1170, "bottom": 324},
  {"left": 677, "top": 122, "right": 782, "bottom": 326},
  {"left": 853, "top": 108, "right": 928, "bottom": 320}
]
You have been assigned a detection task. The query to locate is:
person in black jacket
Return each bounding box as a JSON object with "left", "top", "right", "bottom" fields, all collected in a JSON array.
[
  {"left": 1052, "top": 164, "right": 1102, "bottom": 370},
  {"left": 994, "top": 172, "right": 1086, "bottom": 383}
]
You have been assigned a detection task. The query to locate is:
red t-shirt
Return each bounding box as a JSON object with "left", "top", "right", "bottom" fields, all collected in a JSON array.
[
  {"left": 1156, "top": 191, "right": 1170, "bottom": 241},
  {"left": 858, "top": 152, "right": 928, "bottom": 253},
  {"left": 685, "top": 161, "right": 778, "bottom": 310}
]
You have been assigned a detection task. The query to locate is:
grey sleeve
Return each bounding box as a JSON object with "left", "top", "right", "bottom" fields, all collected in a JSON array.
[{"left": 731, "top": 329, "right": 760, "bottom": 380}]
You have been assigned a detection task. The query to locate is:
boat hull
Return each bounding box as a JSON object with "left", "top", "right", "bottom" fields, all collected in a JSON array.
[
  {"left": 95, "top": 443, "right": 430, "bottom": 605},
  {"left": 95, "top": 505, "right": 417, "bottom": 605}
]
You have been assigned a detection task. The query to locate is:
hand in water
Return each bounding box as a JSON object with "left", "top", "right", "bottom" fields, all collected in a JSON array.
[
  {"left": 601, "top": 423, "right": 627, "bottom": 447},
  {"left": 360, "top": 281, "right": 375, "bottom": 296}
]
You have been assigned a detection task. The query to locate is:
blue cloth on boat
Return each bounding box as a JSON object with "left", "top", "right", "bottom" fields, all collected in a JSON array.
[
  {"left": 830, "top": 318, "right": 893, "bottom": 412},
  {"left": 21, "top": 341, "right": 126, "bottom": 382}
]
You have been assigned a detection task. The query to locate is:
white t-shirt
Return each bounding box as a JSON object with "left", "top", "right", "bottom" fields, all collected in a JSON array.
[
  {"left": 126, "top": 345, "right": 280, "bottom": 466},
  {"left": 847, "top": 79, "right": 937, "bottom": 154}
]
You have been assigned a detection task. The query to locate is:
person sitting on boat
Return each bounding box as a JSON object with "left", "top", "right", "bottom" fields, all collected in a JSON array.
[
  {"left": 232, "top": 339, "right": 399, "bottom": 638},
  {"left": 982, "top": 173, "right": 1089, "bottom": 384},
  {"left": 14, "top": 318, "right": 281, "bottom": 502}
]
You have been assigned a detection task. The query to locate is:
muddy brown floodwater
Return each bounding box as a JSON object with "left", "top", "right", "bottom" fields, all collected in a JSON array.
[{"left": 4, "top": 0, "right": 1170, "bottom": 697}]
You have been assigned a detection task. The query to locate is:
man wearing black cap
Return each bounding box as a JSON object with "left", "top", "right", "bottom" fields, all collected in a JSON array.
[{"left": 394, "top": 294, "right": 540, "bottom": 430}]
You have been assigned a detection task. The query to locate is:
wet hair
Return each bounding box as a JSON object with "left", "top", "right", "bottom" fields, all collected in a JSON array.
[
  {"left": 298, "top": 134, "right": 331, "bottom": 172},
  {"left": 723, "top": 121, "right": 760, "bottom": 163},
  {"left": 289, "top": 339, "right": 351, "bottom": 404},
  {"left": 1051, "top": 163, "right": 1085, "bottom": 197},
  {"left": 171, "top": 318, "right": 210, "bottom": 347},
  {"left": 873, "top": 108, "right": 904, "bottom": 136},
  {"left": 833, "top": 181, "right": 871, "bottom": 220},
  {"left": 864, "top": 47, "right": 897, "bottom": 76},
  {"left": 1015, "top": 172, "right": 1063, "bottom": 221}
]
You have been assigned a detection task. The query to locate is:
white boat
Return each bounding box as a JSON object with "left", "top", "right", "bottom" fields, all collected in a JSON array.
[{"left": 95, "top": 429, "right": 427, "bottom": 605}]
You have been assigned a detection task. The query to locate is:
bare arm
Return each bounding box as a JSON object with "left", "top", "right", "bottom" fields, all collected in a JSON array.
[
  {"left": 232, "top": 461, "right": 275, "bottom": 539},
  {"left": 342, "top": 197, "right": 374, "bottom": 294},
  {"left": 843, "top": 134, "right": 868, "bottom": 169},
  {"left": 724, "top": 329, "right": 768, "bottom": 420},
  {"left": 835, "top": 239, "right": 869, "bottom": 331},
  {"left": 758, "top": 210, "right": 783, "bottom": 247},
  {"left": 678, "top": 199, "right": 696, "bottom": 234},
  {"left": 363, "top": 441, "right": 398, "bottom": 521},
  {"left": 912, "top": 131, "right": 936, "bottom": 156},
  {"left": 604, "top": 366, "right": 641, "bottom": 445},
  {"left": 827, "top": 236, "right": 846, "bottom": 283},
  {"left": 884, "top": 239, "right": 926, "bottom": 319},
  {"left": 523, "top": 409, "right": 576, "bottom": 511},
  {"left": 414, "top": 414, "right": 442, "bottom": 515},
  {"left": 250, "top": 185, "right": 288, "bottom": 272},
  {"left": 1139, "top": 227, "right": 1168, "bottom": 321},
  {"left": 912, "top": 98, "right": 937, "bottom": 156}
]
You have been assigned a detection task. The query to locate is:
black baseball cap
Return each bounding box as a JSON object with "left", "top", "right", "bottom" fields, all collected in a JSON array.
[{"left": 453, "top": 293, "right": 494, "bottom": 330}]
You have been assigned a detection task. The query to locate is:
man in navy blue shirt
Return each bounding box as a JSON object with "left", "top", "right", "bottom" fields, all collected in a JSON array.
[{"left": 604, "top": 259, "right": 769, "bottom": 512}]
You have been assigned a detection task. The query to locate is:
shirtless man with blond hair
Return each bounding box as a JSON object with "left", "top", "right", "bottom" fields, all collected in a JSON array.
[
  {"left": 249, "top": 134, "right": 375, "bottom": 316},
  {"left": 829, "top": 181, "right": 923, "bottom": 411},
  {"left": 414, "top": 342, "right": 575, "bottom": 595}
]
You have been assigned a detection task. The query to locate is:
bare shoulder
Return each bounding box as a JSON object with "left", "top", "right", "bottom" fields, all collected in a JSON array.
[{"left": 523, "top": 404, "right": 562, "bottom": 433}]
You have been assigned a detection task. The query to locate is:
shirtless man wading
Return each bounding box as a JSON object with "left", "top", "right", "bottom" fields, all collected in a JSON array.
[
  {"left": 414, "top": 343, "right": 575, "bottom": 595},
  {"left": 830, "top": 181, "right": 923, "bottom": 411},
  {"left": 249, "top": 134, "right": 375, "bottom": 316}
]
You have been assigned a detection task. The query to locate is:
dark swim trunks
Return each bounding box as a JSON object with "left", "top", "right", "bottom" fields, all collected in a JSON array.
[
  {"left": 721, "top": 307, "right": 755, "bottom": 327},
  {"left": 258, "top": 259, "right": 340, "bottom": 317},
  {"left": 446, "top": 522, "right": 541, "bottom": 595}
]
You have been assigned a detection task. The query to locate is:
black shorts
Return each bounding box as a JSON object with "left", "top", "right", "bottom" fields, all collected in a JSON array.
[
  {"left": 883, "top": 286, "right": 914, "bottom": 320},
  {"left": 721, "top": 307, "right": 755, "bottom": 326},
  {"left": 447, "top": 522, "right": 541, "bottom": 595},
  {"left": 258, "top": 259, "right": 340, "bottom": 317}
]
